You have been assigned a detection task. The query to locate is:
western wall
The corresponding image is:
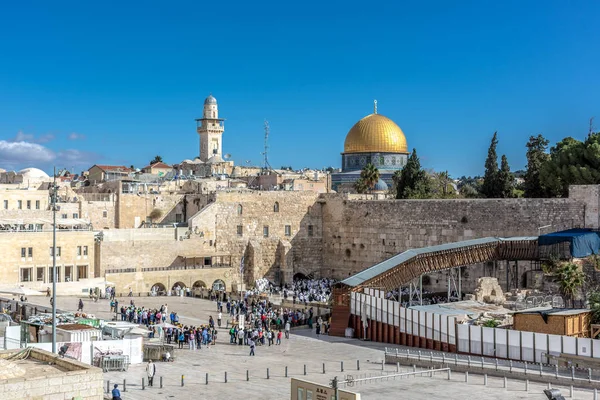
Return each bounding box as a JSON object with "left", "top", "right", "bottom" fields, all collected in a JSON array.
[{"left": 89, "top": 186, "right": 600, "bottom": 295}]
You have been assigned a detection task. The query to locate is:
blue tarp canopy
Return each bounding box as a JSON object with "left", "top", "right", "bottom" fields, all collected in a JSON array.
[{"left": 538, "top": 228, "right": 600, "bottom": 258}]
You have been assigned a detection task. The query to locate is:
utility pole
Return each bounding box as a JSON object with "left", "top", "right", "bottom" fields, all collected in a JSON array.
[
  {"left": 330, "top": 376, "right": 339, "bottom": 400},
  {"left": 51, "top": 166, "right": 58, "bottom": 353}
]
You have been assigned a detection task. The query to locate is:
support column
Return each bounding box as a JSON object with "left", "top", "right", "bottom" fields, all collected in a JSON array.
[
  {"left": 419, "top": 275, "right": 423, "bottom": 306},
  {"left": 458, "top": 267, "right": 462, "bottom": 300}
]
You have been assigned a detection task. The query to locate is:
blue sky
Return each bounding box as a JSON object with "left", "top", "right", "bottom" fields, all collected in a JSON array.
[{"left": 1, "top": 1, "right": 599, "bottom": 177}]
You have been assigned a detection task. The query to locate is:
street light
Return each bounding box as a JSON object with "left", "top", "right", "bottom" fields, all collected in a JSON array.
[{"left": 51, "top": 167, "right": 58, "bottom": 354}]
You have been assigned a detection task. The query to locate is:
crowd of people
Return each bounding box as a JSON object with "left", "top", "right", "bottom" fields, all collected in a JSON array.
[{"left": 283, "top": 278, "right": 335, "bottom": 304}]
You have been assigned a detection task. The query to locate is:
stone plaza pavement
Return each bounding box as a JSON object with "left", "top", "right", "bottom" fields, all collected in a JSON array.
[{"left": 36, "top": 295, "right": 597, "bottom": 399}]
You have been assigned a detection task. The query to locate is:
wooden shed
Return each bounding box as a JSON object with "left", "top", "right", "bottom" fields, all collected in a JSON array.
[{"left": 513, "top": 308, "right": 592, "bottom": 338}]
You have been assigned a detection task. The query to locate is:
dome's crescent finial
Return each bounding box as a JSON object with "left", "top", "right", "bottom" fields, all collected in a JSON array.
[{"left": 374, "top": 99, "right": 378, "bottom": 114}]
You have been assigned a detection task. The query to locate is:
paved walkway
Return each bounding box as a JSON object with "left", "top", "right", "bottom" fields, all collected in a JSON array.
[{"left": 24, "top": 295, "right": 598, "bottom": 399}]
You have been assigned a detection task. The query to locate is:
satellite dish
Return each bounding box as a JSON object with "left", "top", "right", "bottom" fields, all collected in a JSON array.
[{"left": 224, "top": 154, "right": 231, "bottom": 160}]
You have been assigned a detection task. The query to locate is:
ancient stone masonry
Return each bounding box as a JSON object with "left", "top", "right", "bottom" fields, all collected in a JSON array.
[{"left": 321, "top": 195, "right": 585, "bottom": 280}]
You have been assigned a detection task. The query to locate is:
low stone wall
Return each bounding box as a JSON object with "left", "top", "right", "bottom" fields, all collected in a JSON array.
[{"left": 0, "top": 347, "right": 104, "bottom": 399}]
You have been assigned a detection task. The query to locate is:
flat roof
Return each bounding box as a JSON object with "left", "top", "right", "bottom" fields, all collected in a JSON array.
[{"left": 513, "top": 307, "right": 591, "bottom": 316}]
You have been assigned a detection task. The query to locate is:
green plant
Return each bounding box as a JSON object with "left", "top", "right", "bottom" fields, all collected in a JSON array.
[
  {"left": 148, "top": 208, "right": 163, "bottom": 221},
  {"left": 482, "top": 319, "right": 500, "bottom": 328},
  {"left": 589, "top": 291, "right": 600, "bottom": 327},
  {"left": 554, "top": 262, "right": 585, "bottom": 307}
]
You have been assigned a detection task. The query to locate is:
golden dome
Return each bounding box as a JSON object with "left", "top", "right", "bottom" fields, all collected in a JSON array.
[{"left": 343, "top": 113, "right": 408, "bottom": 154}]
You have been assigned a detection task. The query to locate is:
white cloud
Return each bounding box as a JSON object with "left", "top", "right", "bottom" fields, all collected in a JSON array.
[
  {"left": 68, "top": 132, "right": 86, "bottom": 140},
  {"left": 11, "top": 131, "right": 56, "bottom": 144},
  {"left": 0, "top": 140, "right": 55, "bottom": 167},
  {"left": 0, "top": 135, "right": 100, "bottom": 171}
]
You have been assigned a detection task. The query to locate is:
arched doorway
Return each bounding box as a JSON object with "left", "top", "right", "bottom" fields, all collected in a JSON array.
[
  {"left": 172, "top": 282, "right": 186, "bottom": 297},
  {"left": 151, "top": 283, "right": 166, "bottom": 295},
  {"left": 293, "top": 273, "right": 308, "bottom": 281},
  {"left": 193, "top": 280, "right": 207, "bottom": 288},
  {"left": 212, "top": 279, "right": 226, "bottom": 292}
]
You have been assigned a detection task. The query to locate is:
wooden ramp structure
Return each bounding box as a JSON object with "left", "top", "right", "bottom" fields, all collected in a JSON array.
[{"left": 330, "top": 236, "right": 540, "bottom": 336}]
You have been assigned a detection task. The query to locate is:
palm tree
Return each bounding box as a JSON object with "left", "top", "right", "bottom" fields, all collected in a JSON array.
[
  {"left": 354, "top": 178, "right": 368, "bottom": 194},
  {"left": 555, "top": 262, "right": 585, "bottom": 307},
  {"left": 360, "top": 163, "right": 380, "bottom": 193}
]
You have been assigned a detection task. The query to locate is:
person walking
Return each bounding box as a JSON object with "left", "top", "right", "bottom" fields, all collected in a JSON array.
[
  {"left": 284, "top": 321, "right": 290, "bottom": 339},
  {"left": 146, "top": 360, "right": 156, "bottom": 386},
  {"left": 249, "top": 338, "right": 255, "bottom": 356},
  {"left": 77, "top": 299, "right": 84, "bottom": 312},
  {"left": 217, "top": 311, "right": 222, "bottom": 327},
  {"left": 276, "top": 330, "right": 282, "bottom": 345},
  {"left": 111, "top": 384, "right": 122, "bottom": 400}
]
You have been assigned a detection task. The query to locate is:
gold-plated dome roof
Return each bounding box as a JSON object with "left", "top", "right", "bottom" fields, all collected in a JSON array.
[{"left": 343, "top": 113, "right": 408, "bottom": 154}]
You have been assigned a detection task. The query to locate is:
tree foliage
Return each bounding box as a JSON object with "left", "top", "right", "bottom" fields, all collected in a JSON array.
[
  {"left": 393, "top": 149, "right": 431, "bottom": 199},
  {"left": 150, "top": 155, "right": 163, "bottom": 165},
  {"left": 524, "top": 134, "right": 550, "bottom": 198},
  {"left": 481, "top": 132, "right": 500, "bottom": 198},
  {"left": 430, "top": 171, "right": 457, "bottom": 198},
  {"left": 539, "top": 133, "right": 600, "bottom": 197},
  {"left": 589, "top": 291, "right": 600, "bottom": 328},
  {"left": 353, "top": 178, "right": 368, "bottom": 194},
  {"left": 554, "top": 262, "right": 585, "bottom": 307},
  {"left": 498, "top": 154, "right": 514, "bottom": 198},
  {"left": 148, "top": 208, "right": 163, "bottom": 221},
  {"left": 360, "top": 163, "right": 380, "bottom": 192}
]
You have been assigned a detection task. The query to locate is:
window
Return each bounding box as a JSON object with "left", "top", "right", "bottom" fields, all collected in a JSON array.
[
  {"left": 18, "top": 200, "right": 22, "bottom": 209},
  {"left": 61, "top": 214, "right": 67, "bottom": 219},
  {"left": 20, "top": 268, "right": 32, "bottom": 282},
  {"left": 73, "top": 213, "right": 79, "bottom": 219},
  {"left": 65, "top": 265, "right": 73, "bottom": 282},
  {"left": 49, "top": 247, "right": 62, "bottom": 257},
  {"left": 21, "top": 247, "right": 26, "bottom": 258},
  {"left": 3, "top": 200, "right": 7, "bottom": 209},
  {"left": 49, "top": 266, "right": 61, "bottom": 282},
  {"left": 77, "top": 246, "right": 82, "bottom": 256},
  {"left": 308, "top": 225, "right": 314, "bottom": 237},
  {"left": 36, "top": 267, "right": 45, "bottom": 282},
  {"left": 77, "top": 265, "right": 87, "bottom": 280},
  {"left": 28, "top": 247, "right": 33, "bottom": 257},
  {"left": 237, "top": 204, "right": 243, "bottom": 215},
  {"left": 285, "top": 225, "right": 291, "bottom": 236},
  {"left": 175, "top": 213, "right": 183, "bottom": 223},
  {"left": 26, "top": 200, "right": 31, "bottom": 209},
  {"left": 102, "top": 210, "right": 108, "bottom": 218},
  {"left": 273, "top": 202, "right": 279, "bottom": 212},
  {"left": 237, "top": 225, "right": 243, "bottom": 236},
  {"left": 83, "top": 246, "right": 88, "bottom": 256},
  {"left": 263, "top": 226, "right": 269, "bottom": 238},
  {"left": 35, "top": 200, "right": 40, "bottom": 209}
]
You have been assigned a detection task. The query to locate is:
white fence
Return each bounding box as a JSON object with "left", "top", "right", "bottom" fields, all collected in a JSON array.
[{"left": 350, "top": 291, "right": 600, "bottom": 363}]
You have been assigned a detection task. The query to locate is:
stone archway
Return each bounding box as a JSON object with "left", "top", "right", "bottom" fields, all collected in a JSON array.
[
  {"left": 172, "top": 281, "right": 186, "bottom": 290},
  {"left": 212, "top": 279, "right": 226, "bottom": 291},
  {"left": 151, "top": 283, "right": 166, "bottom": 295},
  {"left": 193, "top": 280, "right": 207, "bottom": 288},
  {"left": 293, "top": 273, "right": 308, "bottom": 281}
]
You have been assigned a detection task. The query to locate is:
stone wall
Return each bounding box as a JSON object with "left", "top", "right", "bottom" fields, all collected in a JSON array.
[
  {"left": 0, "top": 347, "right": 103, "bottom": 400},
  {"left": 116, "top": 192, "right": 184, "bottom": 228},
  {"left": 98, "top": 228, "right": 216, "bottom": 274},
  {"left": 320, "top": 195, "right": 585, "bottom": 280},
  {"left": 569, "top": 185, "right": 600, "bottom": 229},
  {"left": 188, "top": 190, "right": 323, "bottom": 283}
]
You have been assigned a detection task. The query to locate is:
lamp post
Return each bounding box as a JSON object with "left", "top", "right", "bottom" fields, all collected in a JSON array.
[{"left": 51, "top": 167, "right": 58, "bottom": 354}]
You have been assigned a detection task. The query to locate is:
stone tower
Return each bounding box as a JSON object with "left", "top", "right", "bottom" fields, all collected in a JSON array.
[{"left": 196, "top": 94, "right": 225, "bottom": 162}]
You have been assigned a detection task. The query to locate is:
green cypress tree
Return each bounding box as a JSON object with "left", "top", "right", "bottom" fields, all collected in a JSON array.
[
  {"left": 524, "top": 134, "right": 550, "bottom": 198},
  {"left": 394, "top": 149, "right": 431, "bottom": 199},
  {"left": 498, "top": 154, "right": 514, "bottom": 198},
  {"left": 481, "top": 132, "right": 500, "bottom": 198}
]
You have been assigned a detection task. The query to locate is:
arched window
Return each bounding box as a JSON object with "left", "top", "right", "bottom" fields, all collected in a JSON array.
[
  {"left": 237, "top": 204, "right": 243, "bottom": 215},
  {"left": 273, "top": 202, "right": 279, "bottom": 212}
]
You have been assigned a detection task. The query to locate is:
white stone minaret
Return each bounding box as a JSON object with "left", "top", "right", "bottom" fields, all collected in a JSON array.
[{"left": 196, "top": 94, "right": 225, "bottom": 162}]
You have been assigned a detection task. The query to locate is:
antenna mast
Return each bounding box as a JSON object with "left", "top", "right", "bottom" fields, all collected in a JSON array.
[{"left": 262, "top": 119, "right": 272, "bottom": 172}]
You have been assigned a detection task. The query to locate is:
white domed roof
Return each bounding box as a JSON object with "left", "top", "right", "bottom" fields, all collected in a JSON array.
[
  {"left": 18, "top": 167, "right": 50, "bottom": 179},
  {"left": 207, "top": 155, "right": 224, "bottom": 164},
  {"left": 182, "top": 159, "right": 194, "bottom": 164},
  {"left": 0, "top": 168, "right": 6, "bottom": 173}
]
